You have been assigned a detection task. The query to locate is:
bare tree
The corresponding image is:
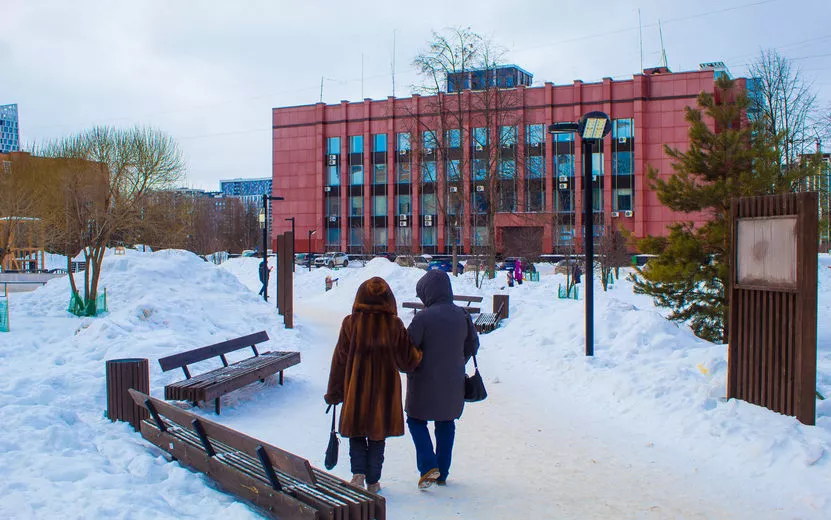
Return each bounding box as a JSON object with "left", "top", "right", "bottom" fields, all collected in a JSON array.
[
  {"left": 409, "top": 27, "right": 523, "bottom": 278},
  {"left": 750, "top": 49, "right": 819, "bottom": 176},
  {"left": 598, "top": 225, "right": 630, "bottom": 291},
  {"left": 39, "top": 126, "right": 184, "bottom": 315}
]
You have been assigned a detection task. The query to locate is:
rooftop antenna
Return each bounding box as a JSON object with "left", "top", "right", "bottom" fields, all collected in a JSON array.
[
  {"left": 320, "top": 76, "right": 324, "bottom": 103},
  {"left": 638, "top": 8, "right": 644, "bottom": 72},
  {"left": 658, "top": 20, "right": 668, "bottom": 68},
  {"left": 391, "top": 30, "right": 397, "bottom": 97}
]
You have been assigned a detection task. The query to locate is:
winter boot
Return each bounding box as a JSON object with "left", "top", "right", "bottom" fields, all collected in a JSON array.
[
  {"left": 367, "top": 482, "right": 381, "bottom": 494},
  {"left": 418, "top": 468, "right": 440, "bottom": 490},
  {"left": 351, "top": 474, "right": 366, "bottom": 488},
  {"left": 436, "top": 479, "right": 447, "bottom": 486}
]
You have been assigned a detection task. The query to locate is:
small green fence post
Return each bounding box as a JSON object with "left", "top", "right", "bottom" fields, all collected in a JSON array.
[{"left": 0, "top": 299, "right": 9, "bottom": 332}]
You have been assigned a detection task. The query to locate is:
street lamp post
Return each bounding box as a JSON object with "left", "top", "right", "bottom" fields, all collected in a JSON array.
[
  {"left": 285, "top": 217, "right": 295, "bottom": 272},
  {"left": 549, "top": 111, "right": 611, "bottom": 356},
  {"left": 308, "top": 230, "right": 316, "bottom": 271},
  {"left": 261, "top": 193, "right": 285, "bottom": 303}
]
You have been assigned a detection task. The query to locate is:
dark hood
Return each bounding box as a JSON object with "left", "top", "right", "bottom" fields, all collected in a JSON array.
[
  {"left": 352, "top": 277, "right": 398, "bottom": 315},
  {"left": 416, "top": 270, "right": 453, "bottom": 307}
]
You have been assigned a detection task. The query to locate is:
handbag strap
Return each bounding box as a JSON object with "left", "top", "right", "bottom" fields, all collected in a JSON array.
[
  {"left": 326, "top": 404, "right": 337, "bottom": 432},
  {"left": 472, "top": 354, "right": 478, "bottom": 369}
]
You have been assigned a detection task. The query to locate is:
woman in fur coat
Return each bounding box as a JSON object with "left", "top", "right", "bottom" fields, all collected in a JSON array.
[{"left": 325, "top": 276, "right": 422, "bottom": 494}]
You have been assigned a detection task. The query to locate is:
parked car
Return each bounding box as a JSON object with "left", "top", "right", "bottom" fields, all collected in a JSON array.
[
  {"left": 427, "top": 259, "right": 464, "bottom": 273},
  {"left": 499, "top": 257, "right": 537, "bottom": 273},
  {"left": 395, "top": 254, "right": 432, "bottom": 270},
  {"left": 294, "top": 253, "right": 312, "bottom": 265},
  {"left": 375, "top": 252, "right": 398, "bottom": 262},
  {"left": 314, "top": 252, "right": 349, "bottom": 268}
]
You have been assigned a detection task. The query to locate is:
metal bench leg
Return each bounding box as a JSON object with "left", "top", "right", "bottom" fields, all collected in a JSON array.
[
  {"left": 215, "top": 398, "right": 221, "bottom": 415},
  {"left": 279, "top": 371, "right": 284, "bottom": 386}
]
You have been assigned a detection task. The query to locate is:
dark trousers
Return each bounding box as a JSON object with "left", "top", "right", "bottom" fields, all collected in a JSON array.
[
  {"left": 349, "top": 437, "right": 385, "bottom": 485},
  {"left": 407, "top": 417, "right": 456, "bottom": 481}
]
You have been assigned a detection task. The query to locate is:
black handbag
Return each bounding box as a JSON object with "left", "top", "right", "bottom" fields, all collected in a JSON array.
[
  {"left": 464, "top": 355, "right": 487, "bottom": 402},
  {"left": 324, "top": 404, "right": 339, "bottom": 470}
]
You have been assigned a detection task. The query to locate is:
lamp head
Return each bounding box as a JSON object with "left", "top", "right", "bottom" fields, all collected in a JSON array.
[{"left": 577, "top": 111, "right": 611, "bottom": 140}]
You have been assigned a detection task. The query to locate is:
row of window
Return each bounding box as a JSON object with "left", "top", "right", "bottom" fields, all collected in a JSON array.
[{"left": 325, "top": 120, "right": 634, "bottom": 156}]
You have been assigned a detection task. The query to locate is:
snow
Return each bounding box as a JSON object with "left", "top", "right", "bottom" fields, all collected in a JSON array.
[{"left": 1, "top": 250, "right": 831, "bottom": 518}]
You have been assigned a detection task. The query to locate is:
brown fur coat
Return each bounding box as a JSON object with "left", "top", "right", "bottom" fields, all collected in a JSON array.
[{"left": 324, "top": 277, "right": 422, "bottom": 440}]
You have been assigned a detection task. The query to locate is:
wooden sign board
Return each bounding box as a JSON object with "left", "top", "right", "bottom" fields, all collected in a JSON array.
[{"left": 735, "top": 216, "right": 797, "bottom": 289}]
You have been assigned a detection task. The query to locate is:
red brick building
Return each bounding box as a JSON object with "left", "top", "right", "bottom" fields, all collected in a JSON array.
[{"left": 272, "top": 66, "right": 748, "bottom": 255}]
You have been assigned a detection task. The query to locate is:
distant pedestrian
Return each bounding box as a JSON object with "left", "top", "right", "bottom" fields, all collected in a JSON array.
[
  {"left": 573, "top": 262, "right": 582, "bottom": 284},
  {"left": 325, "top": 277, "right": 422, "bottom": 494},
  {"left": 406, "top": 270, "right": 480, "bottom": 489},
  {"left": 514, "top": 258, "right": 523, "bottom": 285},
  {"left": 258, "top": 260, "right": 271, "bottom": 296},
  {"left": 507, "top": 270, "right": 514, "bottom": 287}
]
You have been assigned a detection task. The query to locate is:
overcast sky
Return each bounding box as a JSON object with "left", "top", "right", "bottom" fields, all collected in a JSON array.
[{"left": 2, "top": 0, "right": 829, "bottom": 190}]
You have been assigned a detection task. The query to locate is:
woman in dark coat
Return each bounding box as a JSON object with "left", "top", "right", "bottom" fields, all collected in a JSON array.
[
  {"left": 406, "top": 270, "right": 479, "bottom": 489},
  {"left": 325, "top": 277, "right": 422, "bottom": 494}
]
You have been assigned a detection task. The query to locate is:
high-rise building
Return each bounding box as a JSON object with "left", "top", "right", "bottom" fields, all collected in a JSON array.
[
  {"left": 0, "top": 104, "right": 20, "bottom": 153},
  {"left": 271, "top": 64, "right": 753, "bottom": 255}
]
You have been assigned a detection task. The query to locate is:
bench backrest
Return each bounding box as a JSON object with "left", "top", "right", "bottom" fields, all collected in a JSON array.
[
  {"left": 159, "top": 331, "right": 270, "bottom": 372},
  {"left": 453, "top": 295, "right": 483, "bottom": 303},
  {"left": 128, "top": 389, "right": 317, "bottom": 485}
]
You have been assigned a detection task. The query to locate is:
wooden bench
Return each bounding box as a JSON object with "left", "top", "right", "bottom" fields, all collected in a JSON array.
[
  {"left": 159, "top": 331, "right": 300, "bottom": 414},
  {"left": 402, "top": 294, "right": 483, "bottom": 315},
  {"left": 128, "top": 390, "right": 385, "bottom": 520},
  {"left": 475, "top": 301, "right": 506, "bottom": 334}
]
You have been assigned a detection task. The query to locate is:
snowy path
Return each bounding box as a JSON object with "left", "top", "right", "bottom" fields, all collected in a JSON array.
[{"left": 218, "top": 301, "right": 784, "bottom": 519}]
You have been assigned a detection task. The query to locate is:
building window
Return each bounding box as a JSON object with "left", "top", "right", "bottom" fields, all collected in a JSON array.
[
  {"left": 350, "top": 165, "right": 364, "bottom": 185},
  {"left": 327, "top": 137, "right": 341, "bottom": 155},
  {"left": 527, "top": 178, "right": 544, "bottom": 212},
  {"left": 447, "top": 160, "right": 461, "bottom": 181},
  {"left": 397, "top": 194, "right": 411, "bottom": 214},
  {"left": 326, "top": 227, "right": 340, "bottom": 246},
  {"left": 327, "top": 165, "right": 340, "bottom": 186},
  {"left": 472, "top": 191, "right": 487, "bottom": 214},
  {"left": 373, "top": 134, "right": 387, "bottom": 153},
  {"left": 553, "top": 132, "right": 573, "bottom": 143},
  {"left": 397, "top": 132, "right": 411, "bottom": 151},
  {"left": 558, "top": 225, "right": 574, "bottom": 243},
  {"left": 421, "top": 226, "right": 437, "bottom": 246},
  {"left": 397, "top": 162, "right": 411, "bottom": 183},
  {"left": 498, "top": 180, "right": 516, "bottom": 212},
  {"left": 556, "top": 190, "right": 573, "bottom": 212},
  {"left": 350, "top": 135, "right": 363, "bottom": 154},
  {"left": 373, "top": 195, "right": 387, "bottom": 216},
  {"left": 613, "top": 119, "right": 633, "bottom": 139},
  {"left": 374, "top": 164, "right": 387, "bottom": 184},
  {"left": 373, "top": 227, "right": 387, "bottom": 246},
  {"left": 499, "top": 126, "right": 517, "bottom": 146},
  {"left": 423, "top": 130, "right": 438, "bottom": 150},
  {"left": 447, "top": 129, "right": 461, "bottom": 148},
  {"left": 421, "top": 193, "right": 437, "bottom": 214},
  {"left": 555, "top": 155, "right": 574, "bottom": 178},
  {"left": 613, "top": 189, "right": 633, "bottom": 211},
  {"left": 350, "top": 225, "right": 363, "bottom": 246},
  {"left": 499, "top": 159, "right": 515, "bottom": 179},
  {"left": 473, "top": 159, "right": 487, "bottom": 181},
  {"left": 326, "top": 196, "right": 340, "bottom": 216},
  {"left": 473, "top": 226, "right": 487, "bottom": 247},
  {"left": 422, "top": 161, "right": 437, "bottom": 183},
  {"left": 613, "top": 151, "right": 633, "bottom": 175},
  {"left": 591, "top": 152, "right": 604, "bottom": 177},
  {"left": 473, "top": 127, "right": 487, "bottom": 149},
  {"left": 396, "top": 227, "right": 412, "bottom": 247},
  {"left": 527, "top": 156, "right": 544, "bottom": 179},
  {"left": 350, "top": 196, "right": 363, "bottom": 216},
  {"left": 526, "top": 124, "right": 544, "bottom": 145}
]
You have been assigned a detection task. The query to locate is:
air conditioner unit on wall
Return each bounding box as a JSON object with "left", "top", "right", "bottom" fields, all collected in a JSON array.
[
  {"left": 618, "top": 137, "right": 628, "bottom": 144},
  {"left": 625, "top": 210, "right": 634, "bottom": 217},
  {"left": 475, "top": 185, "right": 485, "bottom": 192},
  {"left": 328, "top": 216, "right": 337, "bottom": 222},
  {"left": 558, "top": 183, "right": 568, "bottom": 190},
  {"left": 399, "top": 149, "right": 407, "bottom": 156},
  {"left": 611, "top": 211, "right": 620, "bottom": 217},
  {"left": 327, "top": 154, "right": 337, "bottom": 166},
  {"left": 449, "top": 186, "right": 458, "bottom": 193},
  {"left": 559, "top": 175, "right": 567, "bottom": 182},
  {"left": 475, "top": 143, "right": 483, "bottom": 151},
  {"left": 424, "top": 215, "right": 433, "bottom": 227},
  {"left": 323, "top": 186, "right": 331, "bottom": 192},
  {"left": 399, "top": 215, "right": 409, "bottom": 227}
]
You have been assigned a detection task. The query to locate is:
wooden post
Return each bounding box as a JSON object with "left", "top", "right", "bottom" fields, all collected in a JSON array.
[
  {"left": 276, "top": 234, "right": 285, "bottom": 315},
  {"left": 106, "top": 358, "right": 149, "bottom": 431},
  {"left": 493, "top": 294, "right": 509, "bottom": 319},
  {"left": 282, "top": 232, "right": 294, "bottom": 329}
]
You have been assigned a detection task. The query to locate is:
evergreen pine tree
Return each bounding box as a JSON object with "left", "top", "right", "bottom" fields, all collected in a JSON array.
[{"left": 632, "top": 76, "right": 810, "bottom": 343}]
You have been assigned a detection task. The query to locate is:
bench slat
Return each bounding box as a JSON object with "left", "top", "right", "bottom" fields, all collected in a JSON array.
[
  {"left": 159, "top": 331, "right": 270, "bottom": 372},
  {"left": 130, "top": 389, "right": 317, "bottom": 485}
]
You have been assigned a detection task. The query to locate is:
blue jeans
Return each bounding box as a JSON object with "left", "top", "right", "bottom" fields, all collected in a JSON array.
[
  {"left": 407, "top": 417, "right": 456, "bottom": 481},
  {"left": 349, "top": 438, "right": 385, "bottom": 485}
]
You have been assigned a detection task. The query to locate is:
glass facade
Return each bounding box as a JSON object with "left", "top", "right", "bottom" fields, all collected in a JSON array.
[
  {"left": 0, "top": 104, "right": 19, "bottom": 153},
  {"left": 612, "top": 118, "right": 635, "bottom": 212},
  {"left": 219, "top": 178, "right": 273, "bottom": 207}
]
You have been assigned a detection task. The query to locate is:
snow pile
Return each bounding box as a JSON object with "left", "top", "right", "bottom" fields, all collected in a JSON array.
[{"left": 0, "top": 249, "right": 298, "bottom": 519}]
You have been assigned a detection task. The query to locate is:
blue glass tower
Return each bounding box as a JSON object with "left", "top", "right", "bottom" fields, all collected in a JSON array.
[{"left": 0, "top": 104, "right": 20, "bottom": 153}]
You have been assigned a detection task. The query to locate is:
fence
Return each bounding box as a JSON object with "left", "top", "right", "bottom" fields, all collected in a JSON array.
[{"left": 727, "top": 192, "right": 818, "bottom": 425}]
